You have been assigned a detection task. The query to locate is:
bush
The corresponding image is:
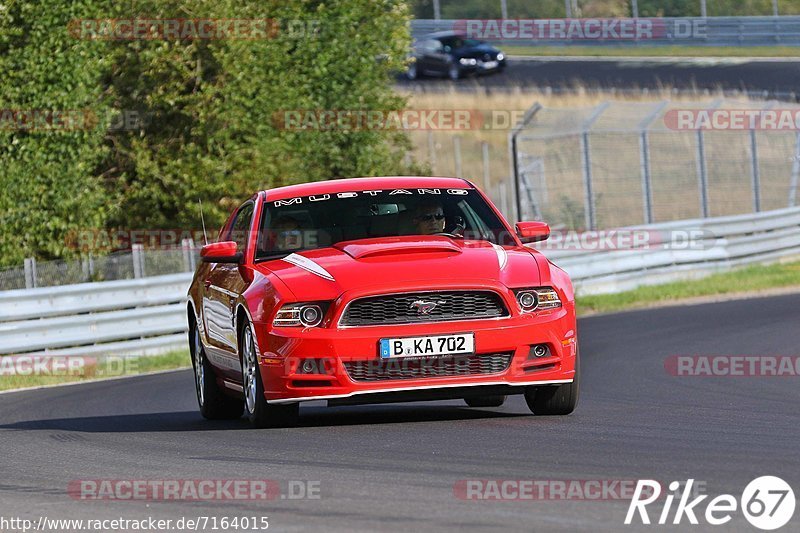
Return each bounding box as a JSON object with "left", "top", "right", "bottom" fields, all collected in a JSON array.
[
  {"left": 0, "top": 0, "right": 111, "bottom": 265},
  {"left": 0, "top": 0, "right": 419, "bottom": 266}
]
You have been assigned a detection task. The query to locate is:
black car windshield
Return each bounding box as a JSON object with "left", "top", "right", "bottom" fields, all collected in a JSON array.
[
  {"left": 255, "top": 188, "right": 515, "bottom": 260},
  {"left": 441, "top": 36, "right": 482, "bottom": 49}
]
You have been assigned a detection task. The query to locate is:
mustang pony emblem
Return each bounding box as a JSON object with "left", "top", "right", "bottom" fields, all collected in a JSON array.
[{"left": 410, "top": 299, "right": 447, "bottom": 315}]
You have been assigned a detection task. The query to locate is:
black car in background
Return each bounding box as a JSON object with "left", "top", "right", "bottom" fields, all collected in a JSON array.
[{"left": 407, "top": 31, "right": 506, "bottom": 81}]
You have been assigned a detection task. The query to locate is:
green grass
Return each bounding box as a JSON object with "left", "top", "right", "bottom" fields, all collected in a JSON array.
[
  {"left": 577, "top": 260, "right": 800, "bottom": 315},
  {"left": 0, "top": 349, "right": 190, "bottom": 392},
  {"left": 504, "top": 45, "right": 800, "bottom": 57}
]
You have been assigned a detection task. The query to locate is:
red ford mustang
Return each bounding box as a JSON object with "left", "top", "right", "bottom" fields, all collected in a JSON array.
[{"left": 187, "top": 177, "right": 579, "bottom": 427}]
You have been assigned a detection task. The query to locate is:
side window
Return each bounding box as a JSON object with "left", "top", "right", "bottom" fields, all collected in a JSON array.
[
  {"left": 229, "top": 202, "right": 255, "bottom": 253},
  {"left": 423, "top": 39, "right": 442, "bottom": 53}
]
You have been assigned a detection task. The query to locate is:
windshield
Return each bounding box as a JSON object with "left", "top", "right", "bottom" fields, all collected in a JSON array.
[
  {"left": 255, "top": 188, "right": 515, "bottom": 260},
  {"left": 441, "top": 36, "right": 483, "bottom": 49}
]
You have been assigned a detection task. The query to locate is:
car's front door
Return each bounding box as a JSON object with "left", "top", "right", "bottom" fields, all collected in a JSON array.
[
  {"left": 416, "top": 39, "right": 446, "bottom": 75},
  {"left": 427, "top": 38, "right": 451, "bottom": 75},
  {"left": 202, "top": 201, "right": 254, "bottom": 364}
]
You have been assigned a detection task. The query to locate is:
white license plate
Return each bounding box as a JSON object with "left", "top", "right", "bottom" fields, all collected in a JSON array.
[
  {"left": 379, "top": 333, "right": 474, "bottom": 359},
  {"left": 480, "top": 60, "right": 499, "bottom": 69}
]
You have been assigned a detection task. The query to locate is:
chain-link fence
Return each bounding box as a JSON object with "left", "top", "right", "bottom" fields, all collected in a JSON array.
[
  {"left": 0, "top": 241, "right": 199, "bottom": 291},
  {"left": 512, "top": 100, "right": 800, "bottom": 229},
  {"left": 409, "top": 129, "right": 513, "bottom": 215}
]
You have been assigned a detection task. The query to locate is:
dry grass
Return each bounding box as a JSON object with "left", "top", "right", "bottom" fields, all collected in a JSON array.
[{"left": 404, "top": 88, "right": 798, "bottom": 227}]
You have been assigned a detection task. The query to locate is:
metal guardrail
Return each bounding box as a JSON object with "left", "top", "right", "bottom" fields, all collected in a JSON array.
[
  {"left": 537, "top": 206, "right": 800, "bottom": 294},
  {"left": 1, "top": 207, "right": 799, "bottom": 356},
  {"left": 0, "top": 273, "right": 192, "bottom": 357},
  {"left": 0, "top": 240, "right": 198, "bottom": 292},
  {"left": 411, "top": 17, "right": 800, "bottom": 47}
]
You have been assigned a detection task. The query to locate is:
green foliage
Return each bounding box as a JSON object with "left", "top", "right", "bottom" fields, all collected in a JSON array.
[
  {"left": 637, "top": 0, "right": 701, "bottom": 16},
  {"left": 0, "top": 0, "right": 417, "bottom": 266},
  {"left": 0, "top": 0, "right": 111, "bottom": 265}
]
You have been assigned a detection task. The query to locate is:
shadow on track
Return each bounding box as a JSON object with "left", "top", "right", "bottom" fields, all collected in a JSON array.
[{"left": 0, "top": 404, "right": 531, "bottom": 433}]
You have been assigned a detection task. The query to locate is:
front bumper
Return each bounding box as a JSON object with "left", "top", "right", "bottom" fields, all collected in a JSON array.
[
  {"left": 253, "top": 303, "right": 577, "bottom": 404},
  {"left": 460, "top": 58, "right": 506, "bottom": 75}
]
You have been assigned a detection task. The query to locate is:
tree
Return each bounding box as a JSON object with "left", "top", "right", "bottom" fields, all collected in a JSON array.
[
  {"left": 0, "top": 0, "right": 419, "bottom": 266},
  {"left": 0, "top": 0, "right": 111, "bottom": 265},
  {"left": 102, "top": 0, "right": 418, "bottom": 232}
]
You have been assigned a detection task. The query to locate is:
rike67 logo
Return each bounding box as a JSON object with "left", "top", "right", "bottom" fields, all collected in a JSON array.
[{"left": 626, "top": 477, "right": 795, "bottom": 530}]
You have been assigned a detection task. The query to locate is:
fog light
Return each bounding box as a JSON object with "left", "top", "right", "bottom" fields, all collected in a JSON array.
[
  {"left": 533, "top": 344, "right": 548, "bottom": 358},
  {"left": 301, "top": 359, "right": 316, "bottom": 373}
]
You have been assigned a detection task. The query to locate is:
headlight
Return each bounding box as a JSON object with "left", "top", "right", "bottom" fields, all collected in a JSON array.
[
  {"left": 513, "top": 287, "right": 562, "bottom": 312},
  {"left": 496, "top": 52, "right": 504, "bottom": 61},
  {"left": 273, "top": 302, "right": 329, "bottom": 327},
  {"left": 459, "top": 58, "right": 477, "bottom": 66}
]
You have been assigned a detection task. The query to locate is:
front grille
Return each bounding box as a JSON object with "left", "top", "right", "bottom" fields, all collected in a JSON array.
[
  {"left": 343, "top": 352, "right": 513, "bottom": 382},
  {"left": 340, "top": 291, "right": 508, "bottom": 326}
]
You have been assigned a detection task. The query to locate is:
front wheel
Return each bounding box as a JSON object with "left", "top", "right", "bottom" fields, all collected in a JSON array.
[
  {"left": 191, "top": 322, "right": 243, "bottom": 420},
  {"left": 448, "top": 64, "right": 461, "bottom": 80},
  {"left": 241, "top": 322, "right": 299, "bottom": 428},
  {"left": 524, "top": 351, "right": 580, "bottom": 416}
]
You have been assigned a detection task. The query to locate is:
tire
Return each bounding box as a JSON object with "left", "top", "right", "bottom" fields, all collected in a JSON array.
[
  {"left": 406, "top": 63, "right": 418, "bottom": 80},
  {"left": 240, "top": 321, "right": 299, "bottom": 428},
  {"left": 464, "top": 395, "right": 507, "bottom": 408},
  {"left": 524, "top": 350, "right": 580, "bottom": 416},
  {"left": 190, "top": 320, "right": 243, "bottom": 420},
  {"left": 448, "top": 64, "right": 461, "bottom": 80}
]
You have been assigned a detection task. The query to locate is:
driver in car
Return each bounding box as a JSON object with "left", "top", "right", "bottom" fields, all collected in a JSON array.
[
  {"left": 413, "top": 201, "right": 446, "bottom": 235},
  {"left": 272, "top": 215, "right": 303, "bottom": 251}
]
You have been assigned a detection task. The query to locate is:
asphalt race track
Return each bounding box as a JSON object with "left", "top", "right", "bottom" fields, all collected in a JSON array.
[
  {"left": 1, "top": 294, "right": 799, "bottom": 532},
  {"left": 398, "top": 57, "right": 800, "bottom": 99}
]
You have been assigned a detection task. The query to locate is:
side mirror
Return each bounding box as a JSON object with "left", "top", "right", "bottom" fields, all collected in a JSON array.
[
  {"left": 201, "top": 241, "right": 243, "bottom": 264},
  {"left": 515, "top": 221, "right": 550, "bottom": 243}
]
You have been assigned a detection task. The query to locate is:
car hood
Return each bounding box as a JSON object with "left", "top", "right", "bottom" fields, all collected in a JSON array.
[{"left": 256, "top": 236, "right": 541, "bottom": 301}]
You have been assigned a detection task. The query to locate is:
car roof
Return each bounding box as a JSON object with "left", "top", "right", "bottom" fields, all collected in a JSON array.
[
  {"left": 420, "top": 31, "right": 466, "bottom": 40},
  {"left": 262, "top": 176, "right": 472, "bottom": 201}
]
